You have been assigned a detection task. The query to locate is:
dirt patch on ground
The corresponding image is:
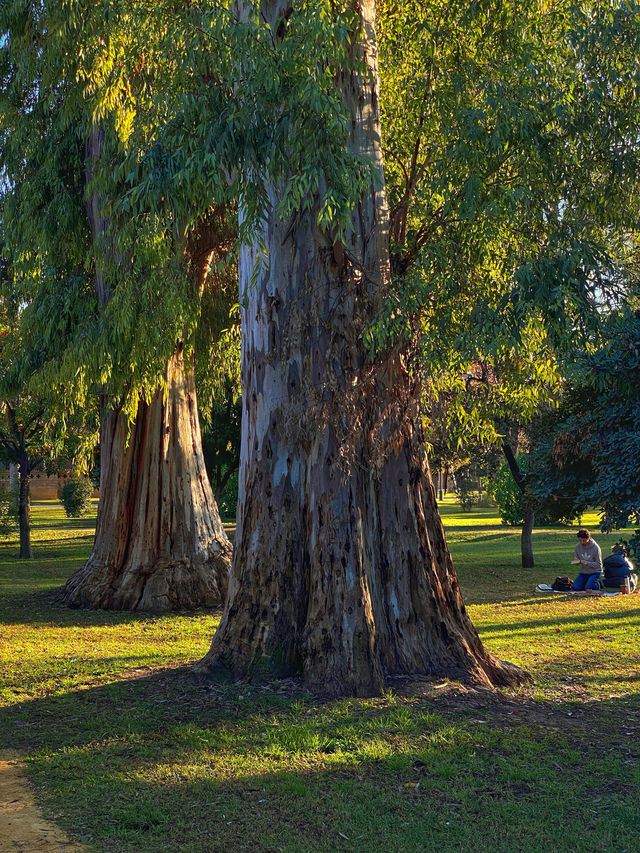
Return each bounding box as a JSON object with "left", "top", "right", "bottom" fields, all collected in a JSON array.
[{"left": 0, "top": 751, "right": 85, "bottom": 852}]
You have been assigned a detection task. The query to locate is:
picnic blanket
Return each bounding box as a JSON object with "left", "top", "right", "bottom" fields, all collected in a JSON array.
[{"left": 534, "top": 584, "right": 620, "bottom": 596}]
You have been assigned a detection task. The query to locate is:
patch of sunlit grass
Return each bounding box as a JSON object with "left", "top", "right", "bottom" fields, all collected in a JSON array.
[
  {"left": 1, "top": 502, "right": 639, "bottom": 852},
  {"left": 0, "top": 503, "right": 220, "bottom": 706}
]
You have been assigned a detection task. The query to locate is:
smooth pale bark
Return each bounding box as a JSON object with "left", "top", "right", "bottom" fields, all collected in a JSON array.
[
  {"left": 61, "top": 347, "right": 231, "bottom": 611},
  {"left": 200, "top": 0, "right": 523, "bottom": 696}
]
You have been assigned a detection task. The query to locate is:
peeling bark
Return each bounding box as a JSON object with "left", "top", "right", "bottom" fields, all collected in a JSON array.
[
  {"left": 61, "top": 348, "right": 231, "bottom": 611},
  {"left": 199, "top": 0, "right": 524, "bottom": 695}
]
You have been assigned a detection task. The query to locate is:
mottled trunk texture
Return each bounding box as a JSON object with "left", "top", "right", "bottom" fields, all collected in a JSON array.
[
  {"left": 61, "top": 349, "right": 231, "bottom": 611},
  {"left": 200, "top": 0, "right": 523, "bottom": 696}
]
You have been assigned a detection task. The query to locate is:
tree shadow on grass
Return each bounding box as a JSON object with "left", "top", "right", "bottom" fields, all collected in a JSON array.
[
  {"left": 30, "top": 515, "right": 97, "bottom": 533},
  {"left": 1, "top": 667, "right": 639, "bottom": 852},
  {"left": 450, "top": 531, "right": 518, "bottom": 544},
  {"left": 0, "top": 539, "right": 95, "bottom": 579},
  {"left": 478, "top": 600, "right": 640, "bottom": 635},
  {"left": 0, "top": 586, "right": 223, "bottom": 628}
]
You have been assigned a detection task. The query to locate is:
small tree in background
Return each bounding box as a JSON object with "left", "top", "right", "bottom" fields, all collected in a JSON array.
[
  {"left": 424, "top": 333, "right": 563, "bottom": 566},
  {"left": 0, "top": 282, "right": 97, "bottom": 555},
  {"left": 59, "top": 476, "right": 94, "bottom": 517}
]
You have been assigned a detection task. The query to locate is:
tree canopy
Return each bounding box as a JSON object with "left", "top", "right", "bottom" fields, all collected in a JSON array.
[
  {"left": 376, "top": 0, "right": 640, "bottom": 365},
  {"left": 531, "top": 309, "right": 640, "bottom": 530}
]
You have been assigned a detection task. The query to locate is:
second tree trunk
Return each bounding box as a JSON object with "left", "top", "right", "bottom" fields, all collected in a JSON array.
[{"left": 61, "top": 349, "right": 231, "bottom": 611}]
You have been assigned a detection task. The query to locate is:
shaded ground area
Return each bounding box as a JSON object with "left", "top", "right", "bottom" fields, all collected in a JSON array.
[{"left": 2, "top": 666, "right": 639, "bottom": 852}]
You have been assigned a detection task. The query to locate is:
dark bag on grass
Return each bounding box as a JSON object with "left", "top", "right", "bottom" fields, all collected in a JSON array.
[{"left": 551, "top": 576, "right": 573, "bottom": 591}]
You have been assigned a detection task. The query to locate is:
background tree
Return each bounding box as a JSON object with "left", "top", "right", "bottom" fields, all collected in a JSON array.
[
  {"left": 0, "top": 392, "right": 96, "bottom": 559},
  {"left": 0, "top": 1, "right": 233, "bottom": 609},
  {"left": 0, "top": 397, "right": 45, "bottom": 559},
  {"left": 0, "top": 264, "right": 97, "bottom": 558},
  {"left": 422, "top": 318, "right": 565, "bottom": 567},
  {"left": 530, "top": 309, "right": 640, "bottom": 531}
]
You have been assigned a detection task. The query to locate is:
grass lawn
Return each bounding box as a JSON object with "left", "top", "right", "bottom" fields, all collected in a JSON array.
[{"left": 1, "top": 501, "right": 639, "bottom": 852}]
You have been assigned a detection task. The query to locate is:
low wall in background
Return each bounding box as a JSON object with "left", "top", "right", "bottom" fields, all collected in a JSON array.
[{"left": 0, "top": 474, "right": 99, "bottom": 501}]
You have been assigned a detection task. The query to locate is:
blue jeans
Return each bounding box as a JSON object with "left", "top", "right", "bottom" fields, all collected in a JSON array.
[{"left": 572, "top": 571, "right": 602, "bottom": 591}]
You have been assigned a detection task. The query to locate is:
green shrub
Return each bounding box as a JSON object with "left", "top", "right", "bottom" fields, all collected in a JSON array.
[
  {"left": 488, "top": 457, "right": 526, "bottom": 526},
  {"left": 454, "top": 465, "right": 483, "bottom": 512},
  {"left": 0, "top": 483, "right": 18, "bottom": 538},
  {"left": 59, "top": 476, "right": 94, "bottom": 517}
]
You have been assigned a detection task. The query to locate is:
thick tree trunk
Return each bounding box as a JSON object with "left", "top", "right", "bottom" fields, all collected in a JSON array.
[
  {"left": 61, "top": 349, "right": 231, "bottom": 611},
  {"left": 521, "top": 509, "right": 535, "bottom": 568},
  {"left": 18, "top": 458, "right": 31, "bottom": 559},
  {"left": 199, "top": 0, "right": 523, "bottom": 696},
  {"left": 67, "top": 127, "right": 231, "bottom": 611}
]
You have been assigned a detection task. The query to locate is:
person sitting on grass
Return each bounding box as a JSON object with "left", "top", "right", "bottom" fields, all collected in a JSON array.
[
  {"left": 602, "top": 545, "right": 637, "bottom": 591},
  {"left": 571, "top": 528, "right": 603, "bottom": 590}
]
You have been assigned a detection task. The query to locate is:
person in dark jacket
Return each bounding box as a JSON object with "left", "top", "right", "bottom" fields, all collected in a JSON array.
[{"left": 602, "top": 546, "right": 637, "bottom": 590}]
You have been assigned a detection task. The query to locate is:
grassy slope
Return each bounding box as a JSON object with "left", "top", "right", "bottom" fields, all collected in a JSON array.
[{"left": 0, "top": 502, "right": 638, "bottom": 853}]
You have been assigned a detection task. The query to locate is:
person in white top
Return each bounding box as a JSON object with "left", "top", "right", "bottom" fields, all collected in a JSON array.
[{"left": 571, "top": 528, "right": 603, "bottom": 591}]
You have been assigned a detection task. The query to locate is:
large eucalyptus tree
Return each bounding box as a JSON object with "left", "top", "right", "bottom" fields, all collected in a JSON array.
[
  {"left": 198, "top": 0, "right": 523, "bottom": 696},
  {"left": 200, "top": 0, "right": 640, "bottom": 695}
]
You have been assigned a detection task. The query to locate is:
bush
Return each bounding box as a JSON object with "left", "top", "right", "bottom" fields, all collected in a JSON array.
[
  {"left": 488, "top": 457, "right": 526, "bottom": 526},
  {"left": 454, "top": 465, "right": 483, "bottom": 512},
  {"left": 59, "top": 476, "right": 94, "bottom": 517},
  {"left": 0, "top": 483, "right": 18, "bottom": 538}
]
